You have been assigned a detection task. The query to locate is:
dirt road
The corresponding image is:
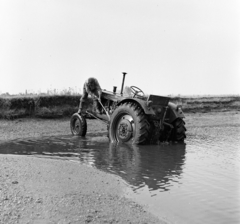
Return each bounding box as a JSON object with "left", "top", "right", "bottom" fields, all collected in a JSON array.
[{"left": 0, "top": 118, "right": 164, "bottom": 224}]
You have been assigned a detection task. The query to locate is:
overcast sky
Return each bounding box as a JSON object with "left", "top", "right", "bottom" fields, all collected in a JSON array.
[{"left": 0, "top": 0, "right": 239, "bottom": 96}]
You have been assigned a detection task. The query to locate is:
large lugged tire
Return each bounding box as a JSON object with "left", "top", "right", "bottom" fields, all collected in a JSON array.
[
  {"left": 70, "top": 113, "right": 87, "bottom": 136},
  {"left": 109, "top": 102, "right": 151, "bottom": 144},
  {"left": 170, "top": 118, "right": 186, "bottom": 142}
]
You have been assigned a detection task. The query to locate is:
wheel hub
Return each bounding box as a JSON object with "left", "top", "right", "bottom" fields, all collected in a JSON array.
[
  {"left": 117, "top": 119, "right": 133, "bottom": 141},
  {"left": 74, "top": 119, "right": 80, "bottom": 132}
]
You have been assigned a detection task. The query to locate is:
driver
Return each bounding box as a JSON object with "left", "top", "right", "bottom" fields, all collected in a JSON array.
[{"left": 78, "top": 77, "right": 102, "bottom": 114}]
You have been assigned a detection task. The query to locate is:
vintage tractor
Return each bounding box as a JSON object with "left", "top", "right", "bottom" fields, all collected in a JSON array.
[{"left": 70, "top": 73, "right": 186, "bottom": 144}]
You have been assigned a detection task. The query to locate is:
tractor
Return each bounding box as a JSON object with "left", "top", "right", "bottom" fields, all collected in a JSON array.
[{"left": 70, "top": 73, "right": 186, "bottom": 144}]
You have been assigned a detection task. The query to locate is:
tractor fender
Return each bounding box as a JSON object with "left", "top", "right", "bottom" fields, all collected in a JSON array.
[
  {"left": 167, "top": 102, "right": 185, "bottom": 123},
  {"left": 117, "top": 98, "right": 155, "bottom": 115}
]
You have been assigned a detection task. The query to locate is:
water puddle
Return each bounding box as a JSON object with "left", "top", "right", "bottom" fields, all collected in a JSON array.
[{"left": 0, "top": 112, "right": 240, "bottom": 224}]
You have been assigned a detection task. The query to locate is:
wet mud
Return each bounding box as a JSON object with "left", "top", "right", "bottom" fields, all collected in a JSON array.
[{"left": 0, "top": 112, "right": 240, "bottom": 224}]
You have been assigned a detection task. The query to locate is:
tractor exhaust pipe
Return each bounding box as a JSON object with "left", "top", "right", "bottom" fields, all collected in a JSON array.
[{"left": 120, "top": 72, "right": 127, "bottom": 95}]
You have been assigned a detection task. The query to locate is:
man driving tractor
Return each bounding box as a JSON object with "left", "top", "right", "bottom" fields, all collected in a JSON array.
[{"left": 78, "top": 77, "right": 102, "bottom": 114}]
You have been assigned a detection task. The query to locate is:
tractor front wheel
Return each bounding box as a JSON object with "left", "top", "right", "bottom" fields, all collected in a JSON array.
[{"left": 70, "top": 113, "right": 87, "bottom": 136}]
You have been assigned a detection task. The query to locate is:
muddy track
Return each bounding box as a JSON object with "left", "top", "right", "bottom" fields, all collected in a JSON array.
[{"left": 0, "top": 118, "right": 165, "bottom": 223}]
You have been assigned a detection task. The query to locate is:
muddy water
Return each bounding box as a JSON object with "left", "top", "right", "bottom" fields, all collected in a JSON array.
[{"left": 0, "top": 112, "right": 240, "bottom": 224}]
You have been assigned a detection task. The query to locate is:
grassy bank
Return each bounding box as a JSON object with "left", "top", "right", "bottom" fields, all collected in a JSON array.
[
  {"left": 0, "top": 95, "right": 92, "bottom": 119},
  {"left": 171, "top": 95, "right": 240, "bottom": 113},
  {"left": 0, "top": 95, "right": 239, "bottom": 119}
]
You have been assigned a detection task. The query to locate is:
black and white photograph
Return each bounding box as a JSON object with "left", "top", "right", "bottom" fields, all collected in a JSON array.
[{"left": 0, "top": 1, "right": 239, "bottom": 223}]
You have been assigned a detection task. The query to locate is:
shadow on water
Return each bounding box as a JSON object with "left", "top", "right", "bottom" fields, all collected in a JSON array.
[{"left": 0, "top": 134, "right": 186, "bottom": 193}]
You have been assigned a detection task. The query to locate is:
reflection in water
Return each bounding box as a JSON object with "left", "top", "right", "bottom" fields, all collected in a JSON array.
[{"left": 93, "top": 142, "right": 186, "bottom": 192}]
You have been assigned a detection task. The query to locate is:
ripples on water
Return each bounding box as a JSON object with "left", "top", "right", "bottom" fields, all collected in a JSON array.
[{"left": 0, "top": 112, "right": 239, "bottom": 224}]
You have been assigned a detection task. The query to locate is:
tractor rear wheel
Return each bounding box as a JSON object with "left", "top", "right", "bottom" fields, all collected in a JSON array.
[
  {"left": 109, "top": 102, "right": 151, "bottom": 144},
  {"left": 170, "top": 118, "right": 186, "bottom": 142},
  {"left": 70, "top": 113, "right": 87, "bottom": 136}
]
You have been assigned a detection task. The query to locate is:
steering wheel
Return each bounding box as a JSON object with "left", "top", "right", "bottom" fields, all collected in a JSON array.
[{"left": 130, "top": 86, "right": 145, "bottom": 98}]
